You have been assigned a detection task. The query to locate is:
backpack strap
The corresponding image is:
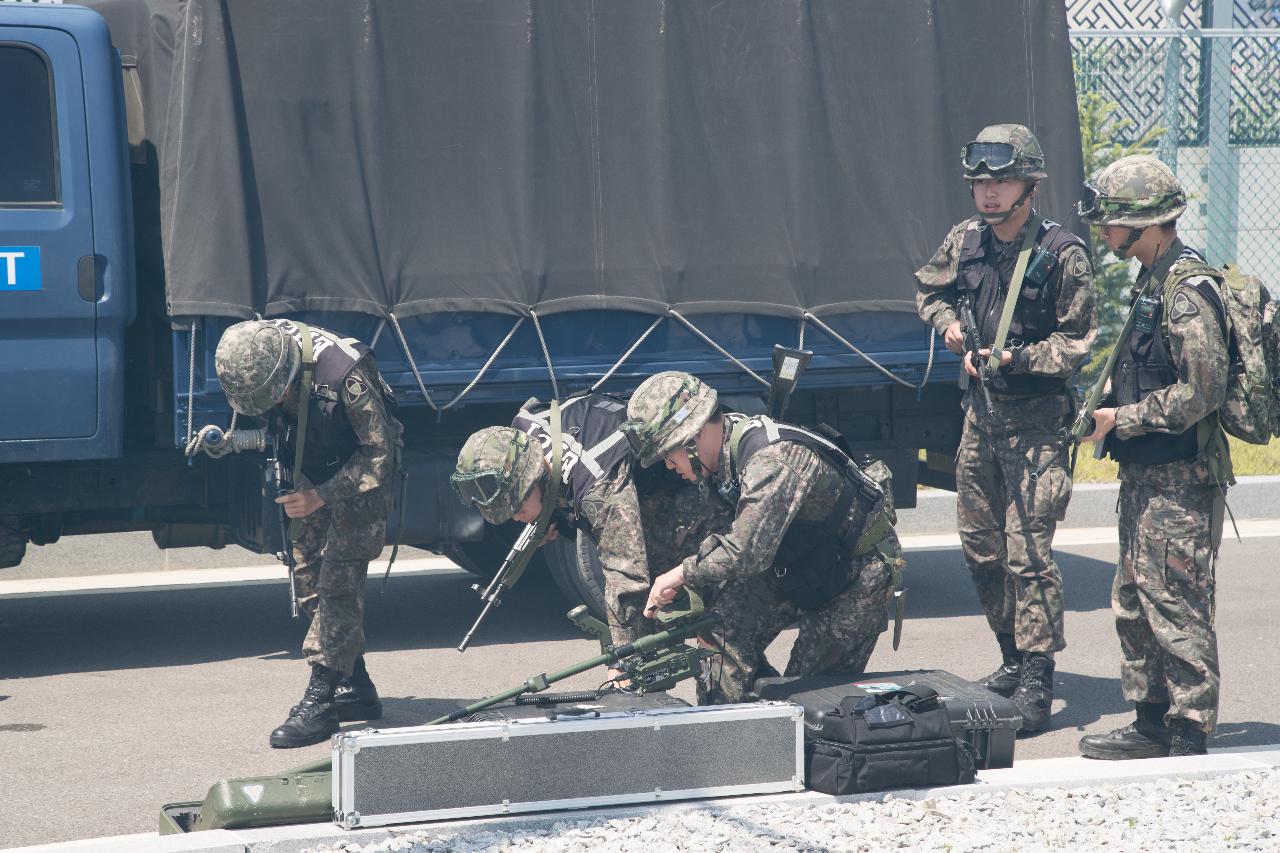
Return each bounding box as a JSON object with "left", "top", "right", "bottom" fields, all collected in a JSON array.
[{"left": 288, "top": 321, "right": 317, "bottom": 539}]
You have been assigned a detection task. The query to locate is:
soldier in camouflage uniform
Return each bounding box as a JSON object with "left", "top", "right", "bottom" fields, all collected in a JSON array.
[
  {"left": 215, "top": 319, "right": 403, "bottom": 748},
  {"left": 915, "top": 124, "right": 1097, "bottom": 732},
  {"left": 626, "top": 372, "right": 904, "bottom": 705},
  {"left": 451, "top": 394, "right": 732, "bottom": 655},
  {"left": 1076, "top": 156, "right": 1231, "bottom": 759}
]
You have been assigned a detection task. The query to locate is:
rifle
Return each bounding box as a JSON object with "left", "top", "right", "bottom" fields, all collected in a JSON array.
[
  {"left": 456, "top": 522, "right": 540, "bottom": 653},
  {"left": 433, "top": 587, "right": 718, "bottom": 724},
  {"left": 457, "top": 402, "right": 565, "bottom": 652},
  {"left": 958, "top": 298, "right": 996, "bottom": 419},
  {"left": 268, "top": 433, "right": 300, "bottom": 619},
  {"left": 1030, "top": 294, "right": 1145, "bottom": 482}
]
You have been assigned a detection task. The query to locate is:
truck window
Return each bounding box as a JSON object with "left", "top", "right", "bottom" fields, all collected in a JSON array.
[{"left": 0, "top": 44, "right": 58, "bottom": 206}]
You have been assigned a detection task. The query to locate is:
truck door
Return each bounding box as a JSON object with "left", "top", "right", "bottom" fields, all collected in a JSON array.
[{"left": 0, "top": 29, "right": 97, "bottom": 441}]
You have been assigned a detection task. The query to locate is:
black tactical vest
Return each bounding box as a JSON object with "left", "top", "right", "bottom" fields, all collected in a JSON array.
[
  {"left": 270, "top": 321, "right": 390, "bottom": 487},
  {"left": 956, "top": 216, "right": 1086, "bottom": 397},
  {"left": 721, "top": 414, "right": 884, "bottom": 609},
  {"left": 1108, "top": 244, "right": 1226, "bottom": 466},
  {"left": 512, "top": 393, "right": 633, "bottom": 531}
]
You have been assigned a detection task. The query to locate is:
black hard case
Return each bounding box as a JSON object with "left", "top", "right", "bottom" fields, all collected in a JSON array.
[{"left": 755, "top": 669, "right": 1021, "bottom": 769}]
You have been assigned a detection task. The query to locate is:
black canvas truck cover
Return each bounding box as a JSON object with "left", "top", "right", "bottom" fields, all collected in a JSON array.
[{"left": 86, "top": 0, "right": 1083, "bottom": 322}]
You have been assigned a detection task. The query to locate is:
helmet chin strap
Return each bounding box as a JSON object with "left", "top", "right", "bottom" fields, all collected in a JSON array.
[
  {"left": 1116, "top": 225, "right": 1145, "bottom": 256},
  {"left": 683, "top": 436, "right": 707, "bottom": 486},
  {"left": 974, "top": 179, "right": 1037, "bottom": 225}
]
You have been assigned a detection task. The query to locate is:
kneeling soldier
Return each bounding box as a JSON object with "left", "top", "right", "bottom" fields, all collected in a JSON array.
[
  {"left": 215, "top": 319, "right": 402, "bottom": 748},
  {"left": 451, "top": 393, "right": 732, "bottom": 651},
  {"left": 626, "top": 371, "right": 905, "bottom": 705}
]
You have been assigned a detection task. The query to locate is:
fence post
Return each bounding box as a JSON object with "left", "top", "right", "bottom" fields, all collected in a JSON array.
[{"left": 1205, "top": 0, "right": 1239, "bottom": 266}]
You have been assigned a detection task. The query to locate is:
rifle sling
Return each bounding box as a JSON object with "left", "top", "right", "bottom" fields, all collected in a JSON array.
[
  {"left": 288, "top": 322, "right": 316, "bottom": 540},
  {"left": 987, "top": 213, "right": 1043, "bottom": 372}
]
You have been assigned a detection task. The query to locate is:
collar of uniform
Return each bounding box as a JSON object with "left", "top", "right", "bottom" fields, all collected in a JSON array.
[
  {"left": 1140, "top": 237, "right": 1187, "bottom": 293},
  {"left": 984, "top": 208, "right": 1038, "bottom": 258}
]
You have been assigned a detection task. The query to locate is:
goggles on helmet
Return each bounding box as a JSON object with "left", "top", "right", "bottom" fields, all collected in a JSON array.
[
  {"left": 449, "top": 431, "right": 529, "bottom": 507},
  {"left": 962, "top": 141, "right": 1019, "bottom": 173}
]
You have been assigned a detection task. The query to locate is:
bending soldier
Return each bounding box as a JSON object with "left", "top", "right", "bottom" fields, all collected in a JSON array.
[
  {"left": 626, "top": 371, "right": 904, "bottom": 705},
  {"left": 914, "top": 124, "right": 1097, "bottom": 732},
  {"left": 451, "top": 393, "right": 732, "bottom": 651},
  {"left": 214, "top": 319, "right": 403, "bottom": 748},
  {"left": 1077, "top": 156, "right": 1231, "bottom": 759}
]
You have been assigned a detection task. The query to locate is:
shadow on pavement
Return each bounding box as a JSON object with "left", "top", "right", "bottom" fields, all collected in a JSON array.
[
  {"left": 1040, "top": 670, "right": 1130, "bottom": 734},
  {"left": 1211, "top": 721, "right": 1280, "bottom": 750},
  {"left": 904, "top": 550, "right": 1117, "bottom": 619},
  {"left": 0, "top": 570, "right": 582, "bottom": 678}
]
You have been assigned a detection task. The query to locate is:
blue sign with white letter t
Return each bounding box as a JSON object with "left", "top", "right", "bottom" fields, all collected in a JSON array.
[{"left": 0, "top": 247, "right": 42, "bottom": 291}]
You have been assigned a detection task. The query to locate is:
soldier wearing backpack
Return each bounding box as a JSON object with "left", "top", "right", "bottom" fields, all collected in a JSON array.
[{"left": 1076, "top": 155, "right": 1233, "bottom": 759}]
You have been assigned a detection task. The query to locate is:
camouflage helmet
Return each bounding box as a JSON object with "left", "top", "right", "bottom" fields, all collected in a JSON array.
[
  {"left": 450, "top": 427, "right": 545, "bottom": 525},
  {"left": 214, "top": 320, "right": 301, "bottom": 416},
  {"left": 962, "top": 124, "right": 1048, "bottom": 181},
  {"left": 1079, "top": 155, "right": 1187, "bottom": 228},
  {"left": 622, "top": 372, "right": 718, "bottom": 468}
]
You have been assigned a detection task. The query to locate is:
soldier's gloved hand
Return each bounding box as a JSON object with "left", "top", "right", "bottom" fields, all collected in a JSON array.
[
  {"left": 943, "top": 321, "right": 966, "bottom": 355},
  {"left": 276, "top": 489, "right": 326, "bottom": 519},
  {"left": 643, "top": 564, "right": 686, "bottom": 618}
]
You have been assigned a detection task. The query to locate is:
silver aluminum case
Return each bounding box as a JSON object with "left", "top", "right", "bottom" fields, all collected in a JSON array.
[{"left": 332, "top": 701, "right": 804, "bottom": 829}]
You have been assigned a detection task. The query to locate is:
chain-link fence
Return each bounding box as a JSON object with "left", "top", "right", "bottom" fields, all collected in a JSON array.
[{"left": 1071, "top": 24, "right": 1280, "bottom": 281}]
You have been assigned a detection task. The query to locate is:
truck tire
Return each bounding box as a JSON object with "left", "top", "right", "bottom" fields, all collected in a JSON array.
[
  {"left": 0, "top": 517, "right": 27, "bottom": 569},
  {"left": 543, "top": 534, "right": 607, "bottom": 621}
]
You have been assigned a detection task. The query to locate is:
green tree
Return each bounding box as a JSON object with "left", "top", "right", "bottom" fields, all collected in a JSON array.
[{"left": 1076, "top": 89, "right": 1165, "bottom": 384}]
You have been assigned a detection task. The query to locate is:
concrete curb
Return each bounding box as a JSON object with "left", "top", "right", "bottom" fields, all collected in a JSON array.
[{"left": 12, "top": 744, "right": 1280, "bottom": 853}]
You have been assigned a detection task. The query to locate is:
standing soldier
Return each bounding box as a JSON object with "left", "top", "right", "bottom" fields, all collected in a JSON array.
[
  {"left": 451, "top": 393, "right": 732, "bottom": 651},
  {"left": 914, "top": 124, "right": 1097, "bottom": 732},
  {"left": 628, "top": 372, "right": 904, "bottom": 705},
  {"left": 1076, "top": 155, "right": 1230, "bottom": 759},
  {"left": 215, "top": 319, "right": 402, "bottom": 748}
]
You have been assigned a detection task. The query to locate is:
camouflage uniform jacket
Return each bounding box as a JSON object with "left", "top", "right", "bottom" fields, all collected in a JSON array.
[
  {"left": 915, "top": 214, "right": 1097, "bottom": 382},
  {"left": 282, "top": 354, "right": 403, "bottom": 507},
  {"left": 679, "top": 418, "right": 857, "bottom": 592},
  {"left": 1113, "top": 245, "right": 1232, "bottom": 486}
]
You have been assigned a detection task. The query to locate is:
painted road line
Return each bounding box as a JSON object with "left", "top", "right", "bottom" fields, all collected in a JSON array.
[
  {"left": 899, "top": 518, "right": 1280, "bottom": 551},
  {"left": 0, "top": 556, "right": 466, "bottom": 599}
]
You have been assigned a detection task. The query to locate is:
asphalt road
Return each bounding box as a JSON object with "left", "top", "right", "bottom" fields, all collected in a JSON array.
[{"left": 2, "top": 482, "right": 1279, "bottom": 848}]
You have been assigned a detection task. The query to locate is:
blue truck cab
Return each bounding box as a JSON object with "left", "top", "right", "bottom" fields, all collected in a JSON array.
[
  {"left": 0, "top": 1, "right": 1084, "bottom": 613},
  {"left": 0, "top": 3, "right": 133, "bottom": 462}
]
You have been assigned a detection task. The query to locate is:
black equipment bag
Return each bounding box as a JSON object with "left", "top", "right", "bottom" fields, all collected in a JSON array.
[{"left": 803, "top": 685, "right": 976, "bottom": 795}]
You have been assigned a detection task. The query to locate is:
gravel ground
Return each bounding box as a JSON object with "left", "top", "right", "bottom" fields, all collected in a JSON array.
[{"left": 307, "top": 768, "right": 1280, "bottom": 853}]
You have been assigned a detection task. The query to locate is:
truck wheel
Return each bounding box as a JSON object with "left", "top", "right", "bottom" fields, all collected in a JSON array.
[
  {"left": 0, "top": 517, "right": 27, "bottom": 569},
  {"left": 543, "top": 534, "right": 607, "bottom": 621}
]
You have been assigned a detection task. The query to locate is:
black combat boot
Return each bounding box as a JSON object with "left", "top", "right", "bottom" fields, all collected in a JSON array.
[
  {"left": 269, "top": 664, "right": 342, "bottom": 749},
  {"left": 980, "top": 633, "right": 1021, "bottom": 698},
  {"left": 1011, "top": 652, "right": 1055, "bottom": 733},
  {"left": 1078, "top": 702, "right": 1173, "bottom": 760},
  {"left": 333, "top": 655, "right": 383, "bottom": 722},
  {"left": 1167, "top": 719, "right": 1208, "bottom": 757}
]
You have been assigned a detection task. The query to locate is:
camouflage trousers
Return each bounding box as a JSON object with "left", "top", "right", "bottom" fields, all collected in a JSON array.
[
  {"left": 696, "top": 536, "right": 896, "bottom": 705},
  {"left": 292, "top": 488, "right": 390, "bottom": 677},
  {"left": 956, "top": 393, "right": 1072, "bottom": 654},
  {"left": 1114, "top": 475, "right": 1222, "bottom": 731}
]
